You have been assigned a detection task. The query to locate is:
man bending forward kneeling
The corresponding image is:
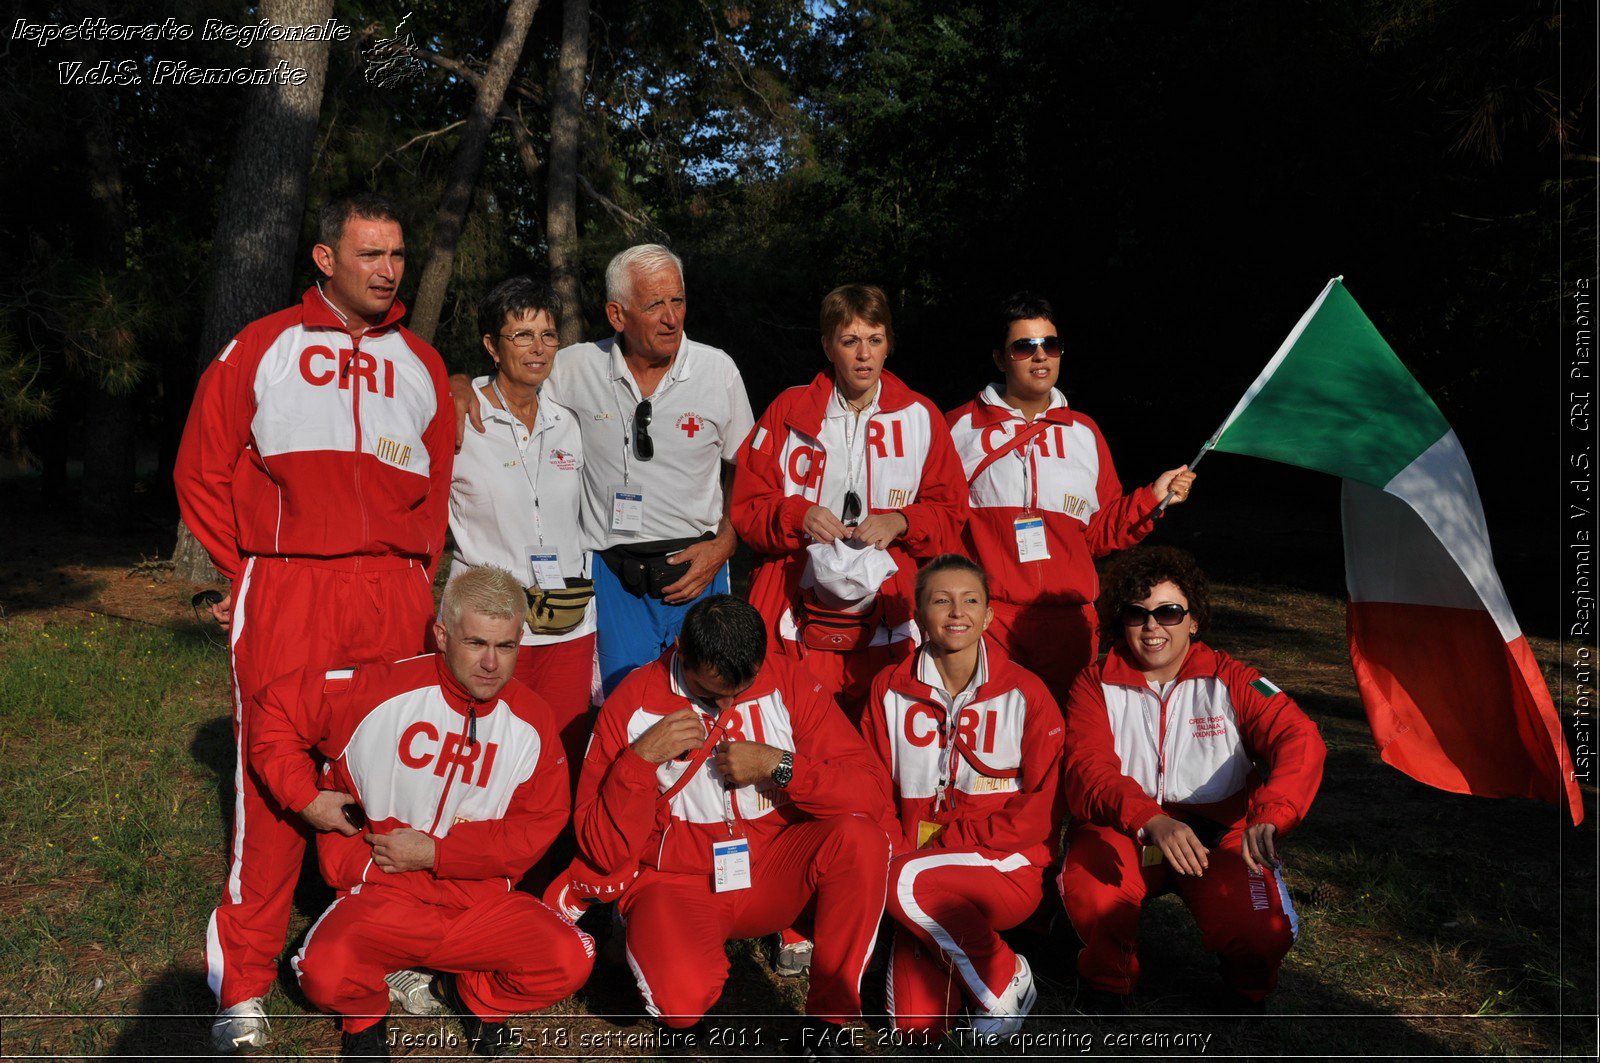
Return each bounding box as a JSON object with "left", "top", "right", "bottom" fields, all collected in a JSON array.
[
  {"left": 250, "top": 567, "right": 594, "bottom": 1060},
  {"left": 574, "top": 595, "right": 892, "bottom": 1051}
]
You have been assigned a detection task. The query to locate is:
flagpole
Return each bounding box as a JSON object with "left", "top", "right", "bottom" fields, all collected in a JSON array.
[{"left": 1157, "top": 276, "right": 1345, "bottom": 515}]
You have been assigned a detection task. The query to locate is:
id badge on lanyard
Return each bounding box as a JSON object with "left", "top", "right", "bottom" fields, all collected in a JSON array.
[
  {"left": 610, "top": 483, "right": 645, "bottom": 533},
  {"left": 1013, "top": 512, "right": 1050, "bottom": 562},
  {"left": 712, "top": 837, "right": 752, "bottom": 892},
  {"left": 528, "top": 549, "right": 565, "bottom": 589}
]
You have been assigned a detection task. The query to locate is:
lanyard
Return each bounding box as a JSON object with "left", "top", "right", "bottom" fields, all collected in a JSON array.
[
  {"left": 490, "top": 378, "right": 547, "bottom": 546},
  {"left": 835, "top": 385, "right": 875, "bottom": 516}
]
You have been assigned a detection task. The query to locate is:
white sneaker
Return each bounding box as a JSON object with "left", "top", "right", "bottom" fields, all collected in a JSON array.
[
  {"left": 210, "top": 997, "right": 269, "bottom": 1053},
  {"left": 385, "top": 968, "right": 446, "bottom": 1015},
  {"left": 970, "top": 955, "right": 1037, "bottom": 1038},
  {"left": 774, "top": 937, "right": 814, "bottom": 977}
]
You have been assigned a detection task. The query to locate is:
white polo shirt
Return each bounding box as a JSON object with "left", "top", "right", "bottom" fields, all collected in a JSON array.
[
  {"left": 447, "top": 378, "right": 596, "bottom": 645},
  {"left": 544, "top": 334, "right": 754, "bottom": 551},
  {"left": 816, "top": 384, "right": 879, "bottom": 518}
]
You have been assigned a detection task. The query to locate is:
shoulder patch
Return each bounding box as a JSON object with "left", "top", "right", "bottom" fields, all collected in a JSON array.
[
  {"left": 1250, "top": 676, "right": 1281, "bottom": 697},
  {"left": 752, "top": 425, "right": 769, "bottom": 452},
  {"left": 324, "top": 667, "right": 356, "bottom": 692}
]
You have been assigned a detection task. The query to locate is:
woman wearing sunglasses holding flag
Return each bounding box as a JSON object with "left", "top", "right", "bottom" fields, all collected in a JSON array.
[
  {"left": 732, "top": 284, "right": 969, "bottom": 725},
  {"left": 945, "top": 293, "right": 1197, "bottom": 701},
  {"left": 1057, "top": 546, "right": 1325, "bottom": 1012}
]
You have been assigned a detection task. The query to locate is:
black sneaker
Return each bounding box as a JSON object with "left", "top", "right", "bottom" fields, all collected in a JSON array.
[
  {"left": 792, "top": 1018, "right": 860, "bottom": 1058},
  {"left": 433, "top": 973, "right": 514, "bottom": 1057},
  {"left": 340, "top": 1022, "right": 390, "bottom": 1061},
  {"left": 1076, "top": 987, "right": 1129, "bottom": 1015}
]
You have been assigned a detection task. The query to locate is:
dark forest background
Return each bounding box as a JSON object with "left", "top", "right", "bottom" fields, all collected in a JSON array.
[{"left": 1, "top": 0, "right": 1592, "bottom": 633}]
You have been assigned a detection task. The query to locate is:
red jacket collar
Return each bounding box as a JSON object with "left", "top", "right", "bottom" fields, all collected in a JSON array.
[
  {"left": 885, "top": 635, "right": 1027, "bottom": 704},
  {"left": 966, "top": 385, "right": 1075, "bottom": 429},
  {"left": 632, "top": 647, "right": 783, "bottom": 714},
  {"left": 300, "top": 285, "right": 408, "bottom": 336},
  {"left": 434, "top": 653, "right": 500, "bottom": 713},
  {"left": 1100, "top": 639, "right": 1221, "bottom": 688},
  {"left": 782, "top": 369, "right": 925, "bottom": 437}
]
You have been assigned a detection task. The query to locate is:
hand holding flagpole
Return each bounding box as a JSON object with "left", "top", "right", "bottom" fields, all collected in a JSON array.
[{"left": 1157, "top": 444, "right": 1211, "bottom": 514}]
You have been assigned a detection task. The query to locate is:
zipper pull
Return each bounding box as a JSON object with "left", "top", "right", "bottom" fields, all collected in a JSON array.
[{"left": 467, "top": 705, "right": 478, "bottom": 747}]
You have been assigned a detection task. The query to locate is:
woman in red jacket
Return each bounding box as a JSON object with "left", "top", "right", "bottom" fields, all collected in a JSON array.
[
  {"left": 945, "top": 293, "right": 1195, "bottom": 700},
  {"left": 732, "top": 284, "right": 968, "bottom": 724},
  {"left": 861, "top": 554, "right": 1064, "bottom": 1037},
  {"left": 1058, "top": 546, "right": 1326, "bottom": 1013}
]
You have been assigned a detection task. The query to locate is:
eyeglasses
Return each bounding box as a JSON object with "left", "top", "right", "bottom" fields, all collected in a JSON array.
[
  {"left": 500, "top": 329, "right": 561, "bottom": 348},
  {"left": 841, "top": 489, "right": 862, "bottom": 525},
  {"left": 632, "top": 399, "right": 654, "bottom": 461},
  {"left": 1119, "top": 603, "right": 1190, "bottom": 627},
  {"left": 1006, "top": 335, "right": 1063, "bottom": 360}
]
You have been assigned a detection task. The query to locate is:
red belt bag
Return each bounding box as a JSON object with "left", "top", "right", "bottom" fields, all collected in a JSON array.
[{"left": 796, "top": 593, "right": 884, "bottom": 653}]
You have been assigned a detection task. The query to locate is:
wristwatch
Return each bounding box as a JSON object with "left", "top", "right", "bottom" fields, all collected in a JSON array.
[{"left": 771, "top": 750, "right": 794, "bottom": 789}]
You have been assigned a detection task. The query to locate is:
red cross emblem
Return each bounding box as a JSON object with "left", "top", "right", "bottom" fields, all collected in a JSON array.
[{"left": 680, "top": 415, "right": 704, "bottom": 438}]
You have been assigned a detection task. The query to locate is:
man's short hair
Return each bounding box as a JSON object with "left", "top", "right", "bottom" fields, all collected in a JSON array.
[
  {"left": 478, "top": 276, "right": 565, "bottom": 341},
  {"left": 996, "top": 291, "right": 1056, "bottom": 350},
  {"left": 439, "top": 566, "right": 524, "bottom": 631},
  {"left": 914, "top": 553, "right": 990, "bottom": 609},
  {"left": 678, "top": 595, "right": 767, "bottom": 688},
  {"left": 1095, "top": 545, "right": 1211, "bottom": 645},
  {"left": 318, "top": 193, "right": 403, "bottom": 249},
  {"left": 819, "top": 284, "right": 895, "bottom": 349},
  {"left": 605, "top": 244, "right": 685, "bottom": 306}
]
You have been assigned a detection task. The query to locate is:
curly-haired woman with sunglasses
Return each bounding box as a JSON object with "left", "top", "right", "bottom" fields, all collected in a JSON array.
[
  {"left": 946, "top": 293, "right": 1197, "bottom": 701},
  {"left": 1057, "top": 546, "right": 1325, "bottom": 1013}
]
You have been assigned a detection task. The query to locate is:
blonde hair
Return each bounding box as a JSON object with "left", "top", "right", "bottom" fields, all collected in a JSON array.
[
  {"left": 606, "top": 244, "right": 685, "bottom": 306},
  {"left": 439, "top": 566, "right": 524, "bottom": 630}
]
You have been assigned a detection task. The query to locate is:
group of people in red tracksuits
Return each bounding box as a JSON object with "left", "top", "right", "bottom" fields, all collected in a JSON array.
[{"left": 176, "top": 193, "right": 1326, "bottom": 1060}]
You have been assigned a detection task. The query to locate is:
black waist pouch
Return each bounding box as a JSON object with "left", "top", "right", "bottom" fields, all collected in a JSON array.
[{"left": 598, "top": 532, "right": 714, "bottom": 599}]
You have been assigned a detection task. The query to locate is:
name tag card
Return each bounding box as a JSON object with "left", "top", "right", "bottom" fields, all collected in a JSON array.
[
  {"left": 610, "top": 485, "right": 645, "bottom": 533},
  {"left": 1013, "top": 514, "right": 1049, "bottom": 562},
  {"left": 528, "top": 549, "right": 564, "bottom": 590},
  {"left": 712, "top": 838, "right": 751, "bottom": 892}
]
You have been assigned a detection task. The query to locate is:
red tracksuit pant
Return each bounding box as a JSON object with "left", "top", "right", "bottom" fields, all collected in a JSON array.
[
  {"left": 293, "top": 884, "right": 595, "bottom": 1033},
  {"left": 885, "top": 849, "right": 1043, "bottom": 1034},
  {"left": 618, "top": 816, "right": 891, "bottom": 1027},
  {"left": 207, "top": 555, "right": 435, "bottom": 1007},
  {"left": 986, "top": 599, "right": 1097, "bottom": 702},
  {"left": 1057, "top": 822, "right": 1298, "bottom": 1000},
  {"left": 512, "top": 633, "right": 597, "bottom": 793}
]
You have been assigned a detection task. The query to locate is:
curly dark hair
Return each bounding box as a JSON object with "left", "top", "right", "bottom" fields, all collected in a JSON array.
[{"left": 1096, "top": 546, "right": 1211, "bottom": 646}]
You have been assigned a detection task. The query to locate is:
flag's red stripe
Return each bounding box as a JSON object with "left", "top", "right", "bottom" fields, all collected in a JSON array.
[{"left": 1347, "top": 601, "right": 1584, "bottom": 824}]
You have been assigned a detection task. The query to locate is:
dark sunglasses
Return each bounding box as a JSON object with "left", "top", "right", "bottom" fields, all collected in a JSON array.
[
  {"left": 1119, "top": 603, "right": 1189, "bottom": 627},
  {"left": 841, "top": 489, "right": 862, "bottom": 525},
  {"left": 632, "top": 399, "right": 654, "bottom": 461},
  {"left": 1006, "top": 335, "right": 1063, "bottom": 360}
]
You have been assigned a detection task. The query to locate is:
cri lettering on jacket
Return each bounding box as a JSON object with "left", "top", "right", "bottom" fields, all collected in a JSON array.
[{"left": 398, "top": 721, "right": 500, "bottom": 789}]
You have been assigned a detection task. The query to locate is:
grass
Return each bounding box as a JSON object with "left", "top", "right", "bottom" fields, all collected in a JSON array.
[{"left": 0, "top": 512, "right": 1594, "bottom": 1059}]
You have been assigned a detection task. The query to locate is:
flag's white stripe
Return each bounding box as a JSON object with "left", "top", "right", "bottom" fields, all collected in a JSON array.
[
  {"left": 1341, "top": 430, "right": 1518, "bottom": 641},
  {"left": 1209, "top": 276, "right": 1342, "bottom": 446}
]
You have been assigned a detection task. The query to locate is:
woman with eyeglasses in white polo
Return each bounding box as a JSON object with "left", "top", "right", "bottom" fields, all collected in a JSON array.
[
  {"left": 446, "top": 277, "right": 595, "bottom": 780},
  {"left": 944, "top": 292, "right": 1197, "bottom": 702}
]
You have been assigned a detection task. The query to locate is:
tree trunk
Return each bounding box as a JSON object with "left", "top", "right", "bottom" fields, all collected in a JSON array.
[
  {"left": 409, "top": 0, "right": 543, "bottom": 342},
  {"left": 547, "top": 0, "right": 590, "bottom": 344},
  {"left": 172, "top": 0, "right": 336, "bottom": 584},
  {"left": 67, "top": 34, "right": 137, "bottom": 525}
]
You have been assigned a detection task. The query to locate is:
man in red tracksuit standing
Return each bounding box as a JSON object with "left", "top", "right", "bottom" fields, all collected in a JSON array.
[
  {"left": 174, "top": 193, "right": 454, "bottom": 1053},
  {"left": 250, "top": 567, "right": 593, "bottom": 1060},
  {"left": 572, "top": 595, "right": 893, "bottom": 1056}
]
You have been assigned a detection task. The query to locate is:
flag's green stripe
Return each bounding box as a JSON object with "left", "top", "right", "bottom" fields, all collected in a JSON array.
[{"left": 1212, "top": 282, "right": 1451, "bottom": 487}]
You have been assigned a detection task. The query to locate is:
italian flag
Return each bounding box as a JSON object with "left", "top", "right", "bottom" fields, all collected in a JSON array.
[{"left": 1203, "top": 278, "right": 1583, "bottom": 824}]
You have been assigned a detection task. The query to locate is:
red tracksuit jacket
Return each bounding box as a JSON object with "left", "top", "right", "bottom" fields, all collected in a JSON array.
[
  {"left": 1063, "top": 642, "right": 1326, "bottom": 838},
  {"left": 174, "top": 287, "right": 454, "bottom": 581},
  {"left": 250, "top": 655, "right": 570, "bottom": 907},
  {"left": 945, "top": 387, "right": 1158, "bottom": 607},
  {"left": 574, "top": 649, "right": 893, "bottom": 879},
  {"left": 732, "top": 371, "right": 968, "bottom": 640},
  {"left": 861, "top": 639, "right": 1065, "bottom": 865}
]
